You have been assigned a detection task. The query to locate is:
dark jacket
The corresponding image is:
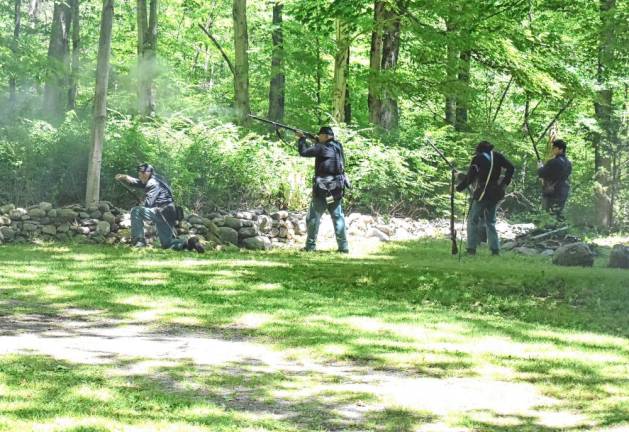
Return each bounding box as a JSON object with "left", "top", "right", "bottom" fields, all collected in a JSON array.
[
  {"left": 538, "top": 155, "right": 571, "bottom": 198},
  {"left": 129, "top": 175, "right": 175, "bottom": 208},
  {"left": 297, "top": 137, "right": 345, "bottom": 177},
  {"left": 456, "top": 150, "right": 515, "bottom": 202}
]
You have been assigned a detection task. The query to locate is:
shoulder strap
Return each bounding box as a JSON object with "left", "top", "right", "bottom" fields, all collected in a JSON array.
[{"left": 477, "top": 151, "right": 494, "bottom": 201}]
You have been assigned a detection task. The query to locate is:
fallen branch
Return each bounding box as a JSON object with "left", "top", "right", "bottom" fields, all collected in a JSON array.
[{"left": 197, "top": 23, "right": 234, "bottom": 77}]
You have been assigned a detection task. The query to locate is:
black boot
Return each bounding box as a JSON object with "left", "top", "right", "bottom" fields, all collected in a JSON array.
[{"left": 187, "top": 236, "right": 205, "bottom": 253}]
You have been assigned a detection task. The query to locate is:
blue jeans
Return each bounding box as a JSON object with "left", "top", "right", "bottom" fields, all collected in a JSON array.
[
  {"left": 467, "top": 200, "right": 499, "bottom": 252},
  {"left": 305, "top": 195, "right": 349, "bottom": 252},
  {"left": 130, "top": 206, "right": 186, "bottom": 250}
]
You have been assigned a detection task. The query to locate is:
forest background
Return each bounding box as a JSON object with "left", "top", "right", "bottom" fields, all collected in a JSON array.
[{"left": 0, "top": 0, "right": 627, "bottom": 229}]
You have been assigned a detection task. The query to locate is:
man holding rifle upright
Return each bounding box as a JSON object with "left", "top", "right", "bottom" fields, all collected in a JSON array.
[{"left": 296, "top": 127, "right": 350, "bottom": 254}]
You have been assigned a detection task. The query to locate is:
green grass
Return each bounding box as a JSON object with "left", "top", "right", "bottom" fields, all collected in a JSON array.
[{"left": 0, "top": 240, "right": 627, "bottom": 431}]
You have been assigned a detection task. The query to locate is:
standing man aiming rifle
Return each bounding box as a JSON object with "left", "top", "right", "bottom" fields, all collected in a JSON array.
[{"left": 537, "top": 139, "right": 572, "bottom": 221}]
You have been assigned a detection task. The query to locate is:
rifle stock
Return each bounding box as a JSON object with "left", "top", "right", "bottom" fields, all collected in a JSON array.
[{"left": 248, "top": 114, "right": 317, "bottom": 140}]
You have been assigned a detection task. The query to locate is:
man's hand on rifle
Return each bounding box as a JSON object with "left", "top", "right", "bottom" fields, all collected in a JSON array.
[
  {"left": 537, "top": 161, "right": 544, "bottom": 169},
  {"left": 296, "top": 131, "right": 305, "bottom": 139},
  {"left": 115, "top": 174, "right": 132, "bottom": 183}
]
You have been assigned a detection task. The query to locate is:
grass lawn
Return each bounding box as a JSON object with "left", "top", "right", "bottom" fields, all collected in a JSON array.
[{"left": 0, "top": 240, "right": 627, "bottom": 431}]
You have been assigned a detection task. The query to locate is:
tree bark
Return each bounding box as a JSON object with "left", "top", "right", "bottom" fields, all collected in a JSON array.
[
  {"left": 455, "top": 48, "right": 471, "bottom": 131},
  {"left": 137, "top": 0, "right": 158, "bottom": 116},
  {"left": 368, "top": 0, "right": 384, "bottom": 125},
  {"left": 43, "top": 0, "right": 72, "bottom": 120},
  {"left": 233, "top": 0, "right": 250, "bottom": 123},
  {"left": 85, "top": 0, "right": 114, "bottom": 206},
  {"left": 9, "top": 0, "right": 21, "bottom": 110},
  {"left": 267, "top": 1, "right": 285, "bottom": 122},
  {"left": 378, "top": 2, "right": 402, "bottom": 131},
  {"left": 444, "top": 18, "right": 458, "bottom": 126},
  {"left": 344, "top": 46, "right": 351, "bottom": 123},
  {"left": 333, "top": 19, "right": 350, "bottom": 123},
  {"left": 68, "top": 0, "right": 80, "bottom": 110},
  {"left": 593, "top": 0, "right": 616, "bottom": 227}
]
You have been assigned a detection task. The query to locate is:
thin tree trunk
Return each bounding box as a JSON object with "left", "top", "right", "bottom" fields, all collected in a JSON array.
[
  {"left": 378, "top": 2, "right": 402, "bottom": 131},
  {"left": 455, "top": 48, "right": 471, "bottom": 131},
  {"left": 233, "top": 0, "right": 250, "bottom": 123},
  {"left": 137, "top": 0, "right": 157, "bottom": 116},
  {"left": 368, "top": 0, "right": 384, "bottom": 124},
  {"left": 86, "top": 0, "right": 114, "bottom": 205},
  {"left": 9, "top": 0, "right": 21, "bottom": 110},
  {"left": 344, "top": 46, "right": 351, "bottom": 123},
  {"left": 44, "top": 0, "right": 72, "bottom": 120},
  {"left": 444, "top": 18, "right": 457, "bottom": 126},
  {"left": 68, "top": 0, "right": 80, "bottom": 110},
  {"left": 315, "top": 36, "right": 322, "bottom": 124},
  {"left": 333, "top": 19, "right": 349, "bottom": 122},
  {"left": 267, "top": 1, "right": 285, "bottom": 122},
  {"left": 593, "top": 0, "right": 616, "bottom": 227}
]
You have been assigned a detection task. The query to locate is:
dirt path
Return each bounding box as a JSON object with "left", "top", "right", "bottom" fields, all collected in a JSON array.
[{"left": 0, "top": 307, "right": 597, "bottom": 431}]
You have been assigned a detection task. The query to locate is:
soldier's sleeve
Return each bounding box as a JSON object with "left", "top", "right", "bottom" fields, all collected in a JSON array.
[
  {"left": 297, "top": 137, "right": 321, "bottom": 157},
  {"left": 500, "top": 153, "right": 515, "bottom": 186},
  {"left": 456, "top": 158, "right": 478, "bottom": 192},
  {"left": 128, "top": 177, "right": 144, "bottom": 188},
  {"left": 143, "top": 179, "right": 160, "bottom": 208}
]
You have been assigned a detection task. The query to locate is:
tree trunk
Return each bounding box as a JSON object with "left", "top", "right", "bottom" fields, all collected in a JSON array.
[
  {"left": 9, "top": 0, "right": 21, "bottom": 110},
  {"left": 137, "top": 0, "right": 157, "bottom": 116},
  {"left": 68, "top": 0, "right": 80, "bottom": 110},
  {"left": 85, "top": 0, "right": 114, "bottom": 206},
  {"left": 368, "top": 0, "right": 384, "bottom": 125},
  {"left": 233, "top": 0, "right": 250, "bottom": 123},
  {"left": 378, "top": 2, "right": 401, "bottom": 131},
  {"left": 332, "top": 19, "right": 350, "bottom": 123},
  {"left": 344, "top": 46, "right": 351, "bottom": 123},
  {"left": 455, "top": 48, "right": 471, "bottom": 131},
  {"left": 593, "top": 0, "right": 616, "bottom": 228},
  {"left": 267, "top": 1, "right": 284, "bottom": 122},
  {"left": 444, "top": 18, "right": 458, "bottom": 126},
  {"left": 315, "top": 36, "right": 322, "bottom": 124},
  {"left": 43, "top": 0, "right": 72, "bottom": 120}
]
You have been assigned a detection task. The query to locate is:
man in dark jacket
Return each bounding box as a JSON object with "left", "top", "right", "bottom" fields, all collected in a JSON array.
[
  {"left": 297, "top": 127, "right": 349, "bottom": 253},
  {"left": 456, "top": 141, "right": 515, "bottom": 255},
  {"left": 115, "top": 163, "right": 203, "bottom": 252},
  {"left": 538, "top": 139, "right": 572, "bottom": 221}
]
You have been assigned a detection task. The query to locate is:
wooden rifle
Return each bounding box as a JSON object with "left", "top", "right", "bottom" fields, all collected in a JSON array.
[
  {"left": 426, "top": 138, "right": 459, "bottom": 255},
  {"left": 248, "top": 114, "right": 318, "bottom": 141}
]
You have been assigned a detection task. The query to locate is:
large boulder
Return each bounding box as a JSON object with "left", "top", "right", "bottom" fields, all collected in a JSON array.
[
  {"left": 218, "top": 226, "right": 239, "bottom": 245},
  {"left": 59, "top": 208, "right": 78, "bottom": 222},
  {"left": 552, "top": 242, "right": 594, "bottom": 267},
  {"left": 0, "top": 226, "right": 15, "bottom": 241},
  {"left": 0, "top": 204, "right": 15, "bottom": 214},
  {"left": 96, "top": 221, "right": 111, "bottom": 236},
  {"left": 608, "top": 244, "right": 629, "bottom": 269},
  {"left": 238, "top": 226, "right": 258, "bottom": 239},
  {"left": 42, "top": 225, "right": 57, "bottom": 235},
  {"left": 28, "top": 208, "right": 47, "bottom": 219},
  {"left": 9, "top": 208, "right": 28, "bottom": 220},
  {"left": 242, "top": 235, "right": 272, "bottom": 250},
  {"left": 223, "top": 216, "right": 243, "bottom": 230}
]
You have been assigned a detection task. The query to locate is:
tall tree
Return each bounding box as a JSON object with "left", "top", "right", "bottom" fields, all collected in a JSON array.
[
  {"left": 368, "top": 0, "right": 384, "bottom": 125},
  {"left": 332, "top": 18, "right": 349, "bottom": 122},
  {"left": 455, "top": 46, "right": 471, "bottom": 131},
  {"left": 85, "top": 0, "right": 114, "bottom": 205},
  {"left": 593, "top": 0, "right": 616, "bottom": 227},
  {"left": 444, "top": 18, "right": 457, "bottom": 126},
  {"left": 68, "top": 0, "right": 80, "bottom": 110},
  {"left": 137, "top": 0, "right": 158, "bottom": 116},
  {"left": 267, "top": 0, "right": 285, "bottom": 122},
  {"left": 9, "top": 0, "right": 21, "bottom": 110},
  {"left": 233, "top": 0, "right": 250, "bottom": 123},
  {"left": 43, "top": 0, "right": 72, "bottom": 119},
  {"left": 378, "top": 1, "right": 402, "bottom": 130}
]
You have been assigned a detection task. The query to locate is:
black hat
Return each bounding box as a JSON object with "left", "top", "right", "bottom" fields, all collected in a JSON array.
[
  {"left": 552, "top": 139, "right": 567, "bottom": 151},
  {"left": 475, "top": 140, "right": 494, "bottom": 153},
  {"left": 137, "top": 163, "right": 154, "bottom": 173},
  {"left": 318, "top": 126, "right": 334, "bottom": 136}
]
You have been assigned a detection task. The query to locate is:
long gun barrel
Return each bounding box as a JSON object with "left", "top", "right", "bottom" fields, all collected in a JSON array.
[
  {"left": 248, "top": 114, "right": 317, "bottom": 140},
  {"left": 425, "top": 137, "right": 459, "bottom": 256}
]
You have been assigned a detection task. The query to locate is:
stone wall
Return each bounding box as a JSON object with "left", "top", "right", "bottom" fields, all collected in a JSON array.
[{"left": 0, "top": 202, "right": 534, "bottom": 250}]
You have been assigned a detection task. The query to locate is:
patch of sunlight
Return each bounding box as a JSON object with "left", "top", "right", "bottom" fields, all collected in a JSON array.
[
  {"left": 232, "top": 313, "right": 274, "bottom": 329},
  {"left": 71, "top": 384, "right": 115, "bottom": 402},
  {"left": 3, "top": 266, "right": 47, "bottom": 280},
  {"left": 225, "top": 259, "right": 290, "bottom": 268},
  {"left": 168, "top": 315, "right": 203, "bottom": 326},
  {"left": 118, "top": 295, "right": 194, "bottom": 322},
  {"left": 475, "top": 363, "right": 517, "bottom": 381},
  {"left": 424, "top": 337, "right": 625, "bottom": 363},
  {"left": 0, "top": 383, "right": 8, "bottom": 396},
  {"left": 107, "top": 360, "right": 179, "bottom": 377},
  {"left": 0, "top": 400, "right": 34, "bottom": 411},
  {"left": 416, "top": 421, "right": 470, "bottom": 432},
  {"left": 322, "top": 344, "right": 347, "bottom": 356},
  {"left": 527, "top": 329, "right": 629, "bottom": 348},
  {"left": 467, "top": 410, "right": 523, "bottom": 426},
  {"left": 67, "top": 252, "right": 109, "bottom": 262},
  {"left": 535, "top": 410, "right": 592, "bottom": 429},
  {"left": 176, "top": 404, "right": 228, "bottom": 418},
  {"left": 209, "top": 279, "right": 239, "bottom": 289},
  {"left": 30, "top": 416, "right": 210, "bottom": 432},
  {"left": 137, "top": 258, "right": 208, "bottom": 268},
  {"left": 40, "top": 284, "right": 73, "bottom": 299},
  {"left": 253, "top": 282, "right": 283, "bottom": 291},
  {"left": 118, "top": 271, "right": 168, "bottom": 286}
]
